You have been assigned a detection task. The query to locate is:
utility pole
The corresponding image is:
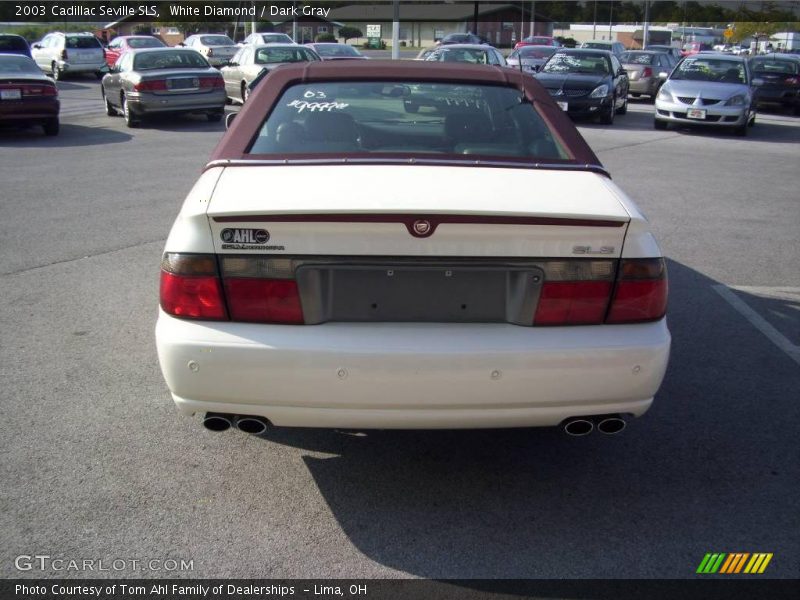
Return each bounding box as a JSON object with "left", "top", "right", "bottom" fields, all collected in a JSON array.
[
  {"left": 530, "top": 1, "right": 535, "bottom": 37},
  {"left": 592, "top": 0, "right": 598, "bottom": 40},
  {"left": 643, "top": 1, "right": 650, "bottom": 49},
  {"left": 391, "top": 0, "right": 399, "bottom": 59}
]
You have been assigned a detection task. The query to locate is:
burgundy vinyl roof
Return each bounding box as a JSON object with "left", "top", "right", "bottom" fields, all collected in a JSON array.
[{"left": 208, "top": 60, "right": 603, "bottom": 170}]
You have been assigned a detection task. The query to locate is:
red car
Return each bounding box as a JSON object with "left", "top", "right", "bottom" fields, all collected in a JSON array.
[
  {"left": 680, "top": 42, "right": 712, "bottom": 57},
  {"left": 0, "top": 54, "right": 59, "bottom": 135},
  {"left": 514, "top": 36, "right": 561, "bottom": 51},
  {"left": 104, "top": 35, "right": 165, "bottom": 67}
]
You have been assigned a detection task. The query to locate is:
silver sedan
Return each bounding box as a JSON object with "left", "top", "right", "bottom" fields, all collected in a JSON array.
[
  {"left": 221, "top": 44, "right": 320, "bottom": 104},
  {"left": 506, "top": 45, "right": 556, "bottom": 73},
  {"left": 101, "top": 48, "right": 226, "bottom": 127}
]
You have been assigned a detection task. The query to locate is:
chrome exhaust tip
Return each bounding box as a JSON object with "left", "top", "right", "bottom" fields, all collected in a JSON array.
[
  {"left": 563, "top": 418, "right": 594, "bottom": 437},
  {"left": 234, "top": 415, "right": 270, "bottom": 435},
  {"left": 202, "top": 412, "right": 233, "bottom": 432},
  {"left": 597, "top": 416, "right": 626, "bottom": 435}
]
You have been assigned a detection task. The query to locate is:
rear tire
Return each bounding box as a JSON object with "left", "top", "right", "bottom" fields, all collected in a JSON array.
[
  {"left": 102, "top": 89, "right": 116, "bottom": 116},
  {"left": 241, "top": 82, "right": 249, "bottom": 104},
  {"left": 51, "top": 62, "right": 61, "bottom": 81},
  {"left": 654, "top": 119, "right": 667, "bottom": 130},
  {"left": 94, "top": 71, "right": 105, "bottom": 80},
  {"left": 616, "top": 95, "right": 628, "bottom": 115},
  {"left": 207, "top": 110, "right": 223, "bottom": 122},
  {"left": 122, "top": 94, "right": 138, "bottom": 128},
  {"left": 43, "top": 118, "right": 59, "bottom": 136}
]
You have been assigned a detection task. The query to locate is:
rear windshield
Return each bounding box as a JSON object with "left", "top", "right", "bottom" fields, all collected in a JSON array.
[
  {"left": 247, "top": 81, "right": 571, "bottom": 160},
  {"left": 428, "top": 48, "right": 490, "bottom": 64},
  {"left": 262, "top": 34, "right": 293, "bottom": 43},
  {"left": 750, "top": 59, "right": 798, "bottom": 75},
  {"left": 0, "top": 54, "right": 40, "bottom": 74},
  {"left": 525, "top": 37, "right": 554, "bottom": 45},
  {"left": 620, "top": 52, "right": 655, "bottom": 65},
  {"left": 133, "top": 50, "right": 209, "bottom": 70},
  {"left": 255, "top": 47, "right": 318, "bottom": 64},
  {"left": 314, "top": 45, "right": 360, "bottom": 58},
  {"left": 516, "top": 47, "right": 556, "bottom": 59},
  {"left": 543, "top": 53, "right": 610, "bottom": 74},
  {"left": 66, "top": 36, "right": 101, "bottom": 49},
  {"left": 200, "top": 36, "right": 234, "bottom": 46},
  {"left": 582, "top": 42, "right": 611, "bottom": 50},
  {"left": 0, "top": 36, "right": 28, "bottom": 52},
  {"left": 128, "top": 37, "right": 164, "bottom": 49}
]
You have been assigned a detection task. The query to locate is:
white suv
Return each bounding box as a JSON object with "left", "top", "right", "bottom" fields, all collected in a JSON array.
[{"left": 31, "top": 32, "right": 106, "bottom": 80}]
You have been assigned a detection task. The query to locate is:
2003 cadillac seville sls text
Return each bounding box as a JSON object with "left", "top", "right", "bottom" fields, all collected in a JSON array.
[{"left": 155, "top": 61, "right": 670, "bottom": 436}]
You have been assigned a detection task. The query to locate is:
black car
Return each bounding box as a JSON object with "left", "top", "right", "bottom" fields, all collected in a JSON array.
[
  {"left": 0, "top": 34, "right": 31, "bottom": 58},
  {"left": 749, "top": 54, "right": 800, "bottom": 115},
  {"left": 439, "top": 33, "right": 490, "bottom": 46},
  {"left": 534, "top": 48, "right": 629, "bottom": 124}
]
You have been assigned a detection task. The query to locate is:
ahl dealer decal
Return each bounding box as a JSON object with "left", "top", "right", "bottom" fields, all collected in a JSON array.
[{"left": 220, "top": 228, "right": 285, "bottom": 250}]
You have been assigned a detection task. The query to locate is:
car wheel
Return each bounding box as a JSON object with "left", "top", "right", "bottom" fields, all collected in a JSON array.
[
  {"left": 794, "top": 103, "right": 800, "bottom": 117},
  {"left": 241, "top": 82, "right": 249, "bottom": 103},
  {"left": 599, "top": 96, "right": 615, "bottom": 124},
  {"left": 94, "top": 71, "right": 104, "bottom": 80},
  {"left": 43, "top": 118, "right": 59, "bottom": 136},
  {"left": 733, "top": 120, "right": 748, "bottom": 137},
  {"left": 51, "top": 62, "right": 61, "bottom": 81},
  {"left": 121, "top": 94, "right": 138, "bottom": 128},
  {"left": 207, "top": 110, "right": 223, "bottom": 122},
  {"left": 654, "top": 119, "right": 667, "bottom": 130},
  {"left": 616, "top": 95, "right": 628, "bottom": 115},
  {"left": 102, "top": 89, "right": 116, "bottom": 116}
]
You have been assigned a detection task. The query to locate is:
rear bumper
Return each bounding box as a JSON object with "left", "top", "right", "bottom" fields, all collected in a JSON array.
[
  {"left": 58, "top": 60, "right": 105, "bottom": 73},
  {"left": 0, "top": 98, "right": 59, "bottom": 122},
  {"left": 127, "top": 89, "right": 226, "bottom": 115},
  {"left": 628, "top": 78, "right": 659, "bottom": 95},
  {"left": 156, "top": 312, "right": 671, "bottom": 429}
]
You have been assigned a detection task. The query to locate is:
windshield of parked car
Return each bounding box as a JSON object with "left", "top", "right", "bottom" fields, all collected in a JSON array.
[
  {"left": 0, "top": 54, "right": 40, "bottom": 74},
  {"left": 65, "top": 36, "right": 101, "bottom": 49},
  {"left": 128, "top": 37, "right": 165, "bottom": 49},
  {"left": 750, "top": 58, "right": 798, "bottom": 75},
  {"left": 255, "top": 47, "right": 318, "bottom": 64},
  {"left": 313, "top": 45, "right": 361, "bottom": 58},
  {"left": 671, "top": 58, "right": 746, "bottom": 83},
  {"left": 428, "top": 48, "right": 490, "bottom": 64},
  {"left": 200, "top": 36, "right": 234, "bottom": 46},
  {"left": 262, "top": 34, "right": 293, "bottom": 43},
  {"left": 582, "top": 42, "right": 611, "bottom": 50},
  {"left": 620, "top": 52, "right": 655, "bottom": 65},
  {"left": 512, "top": 46, "right": 556, "bottom": 60},
  {"left": 133, "top": 50, "right": 209, "bottom": 70},
  {"left": 543, "top": 52, "right": 610, "bottom": 74},
  {"left": 247, "top": 81, "right": 571, "bottom": 161}
]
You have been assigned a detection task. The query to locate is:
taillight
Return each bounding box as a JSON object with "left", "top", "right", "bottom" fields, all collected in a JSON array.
[
  {"left": 133, "top": 79, "right": 167, "bottom": 92},
  {"left": 199, "top": 76, "right": 224, "bottom": 89},
  {"left": 533, "top": 260, "right": 615, "bottom": 326},
  {"left": 220, "top": 257, "right": 304, "bottom": 324},
  {"left": 21, "top": 84, "right": 58, "bottom": 96},
  {"left": 642, "top": 67, "right": 653, "bottom": 78},
  {"left": 785, "top": 76, "right": 800, "bottom": 86},
  {"left": 606, "top": 258, "right": 668, "bottom": 324},
  {"left": 61, "top": 49, "right": 68, "bottom": 60},
  {"left": 160, "top": 254, "right": 227, "bottom": 320}
]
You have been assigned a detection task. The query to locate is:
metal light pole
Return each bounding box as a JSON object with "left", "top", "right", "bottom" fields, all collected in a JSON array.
[
  {"left": 391, "top": 0, "right": 400, "bottom": 59},
  {"left": 530, "top": 0, "right": 535, "bottom": 37},
  {"left": 592, "top": 0, "right": 598, "bottom": 40}
]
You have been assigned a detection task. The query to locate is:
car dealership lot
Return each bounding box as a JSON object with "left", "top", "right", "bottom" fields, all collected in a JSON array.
[{"left": 1, "top": 78, "right": 798, "bottom": 579}]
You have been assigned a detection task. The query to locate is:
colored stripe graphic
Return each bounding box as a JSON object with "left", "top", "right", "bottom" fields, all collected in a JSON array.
[{"left": 699, "top": 553, "right": 773, "bottom": 574}]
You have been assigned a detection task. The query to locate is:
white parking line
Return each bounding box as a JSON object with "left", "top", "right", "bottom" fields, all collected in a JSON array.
[{"left": 713, "top": 285, "right": 800, "bottom": 366}]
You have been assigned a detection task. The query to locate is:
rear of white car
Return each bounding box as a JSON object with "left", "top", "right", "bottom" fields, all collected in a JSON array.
[{"left": 155, "top": 62, "right": 670, "bottom": 435}]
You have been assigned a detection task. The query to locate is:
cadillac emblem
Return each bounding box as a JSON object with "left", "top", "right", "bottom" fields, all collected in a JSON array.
[{"left": 413, "top": 220, "right": 432, "bottom": 236}]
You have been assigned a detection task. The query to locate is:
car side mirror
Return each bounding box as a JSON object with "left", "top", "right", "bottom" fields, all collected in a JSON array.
[
  {"left": 225, "top": 112, "right": 236, "bottom": 130},
  {"left": 32, "top": 43, "right": 41, "bottom": 49},
  {"left": 752, "top": 78, "right": 764, "bottom": 86},
  {"left": 227, "top": 61, "right": 238, "bottom": 67}
]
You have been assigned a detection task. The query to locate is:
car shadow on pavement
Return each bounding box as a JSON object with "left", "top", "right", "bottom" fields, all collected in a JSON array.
[
  {"left": 133, "top": 112, "right": 228, "bottom": 132},
  {"left": 250, "top": 259, "right": 799, "bottom": 580},
  {"left": 0, "top": 122, "right": 132, "bottom": 147}
]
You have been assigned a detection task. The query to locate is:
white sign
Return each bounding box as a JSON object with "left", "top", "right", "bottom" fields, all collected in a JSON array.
[{"left": 366, "top": 24, "right": 381, "bottom": 38}]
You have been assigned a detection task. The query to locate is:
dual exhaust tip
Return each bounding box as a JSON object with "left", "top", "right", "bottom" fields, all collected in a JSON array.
[
  {"left": 563, "top": 415, "right": 626, "bottom": 436},
  {"left": 202, "top": 413, "right": 270, "bottom": 435}
]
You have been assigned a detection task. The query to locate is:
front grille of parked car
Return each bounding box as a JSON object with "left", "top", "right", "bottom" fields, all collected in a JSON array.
[
  {"left": 546, "top": 88, "right": 588, "bottom": 98},
  {"left": 677, "top": 96, "right": 722, "bottom": 105}
]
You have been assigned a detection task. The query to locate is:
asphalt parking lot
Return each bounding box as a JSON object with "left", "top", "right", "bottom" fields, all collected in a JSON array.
[{"left": 1, "top": 74, "right": 798, "bottom": 581}]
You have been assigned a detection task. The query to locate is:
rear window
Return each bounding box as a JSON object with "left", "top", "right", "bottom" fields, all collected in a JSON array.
[
  {"left": 65, "top": 36, "right": 101, "bottom": 49},
  {"left": 200, "top": 36, "right": 234, "bottom": 46},
  {"left": 314, "top": 45, "right": 361, "bottom": 58},
  {"left": 518, "top": 47, "right": 556, "bottom": 59},
  {"left": 751, "top": 59, "right": 798, "bottom": 75},
  {"left": 255, "top": 47, "right": 318, "bottom": 64},
  {"left": 247, "top": 81, "right": 571, "bottom": 160},
  {"left": 262, "top": 34, "right": 293, "bottom": 43},
  {"left": 0, "top": 54, "right": 40, "bottom": 74},
  {"left": 133, "top": 50, "right": 209, "bottom": 70},
  {"left": 0, "top": 36, "right": 28, "bottom": 52},
  {"left": 428, "top": 48, "right": 490, "bottom": 64},
  {"left": 620, "top": 52, "right": 655, "bottom": 65},
  {"left": 128, "top": 37, "right": 164, "bottom": 49}
]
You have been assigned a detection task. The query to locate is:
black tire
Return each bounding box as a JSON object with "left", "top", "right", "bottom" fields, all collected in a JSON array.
[
  {"left": 94, "top": 71, "right": 105, "bottom": 80},
  {"left": 616, "top": 94, "right": 628, "bottom": 115},
  {"left": 241, "top": 82, "right": 249, "bottom": 104},
  {"left": 102, "top": 89, "right": 116, "bottom": 116},
  {"left": 599, "top": 97, "right": 615, "bottom": 125},
  {"left": 794, "top": 103, "right": 800, "bottom": 117},
  {"left": 43, "top": 118, "right": 59, "bottom": 136},
  {"left": 207, "top": 111, "right": 223, "bottom": 122},
  {"left": 51, "top": 62, "right": 61, "bottom": 81},
  {"left": 654, "top": 119, "right": 667, "bottom": 130},
  {"left": 733, "top": 121, "right": 747, "bottom": 137},
  {"left": 121, "top": 94, "right": 138, "bottom": 128}
]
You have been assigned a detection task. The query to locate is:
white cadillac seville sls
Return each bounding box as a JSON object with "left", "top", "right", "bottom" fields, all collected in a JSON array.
[{"left": 155, "top": 61, "right": 670, "bottom": 437}]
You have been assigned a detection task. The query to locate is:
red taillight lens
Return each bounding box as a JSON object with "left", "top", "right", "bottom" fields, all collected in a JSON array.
[
  {"left": 223, "top": 278, "right": 304, "bottom": 324},
  {"left": 785, "top": 77, "right": 800, "bottom": 86},
  {"left": 606, "top": 258, "right": 668, "bottom": 324},
  {"left": 642, "top": 67, "right": 653, "bottom": 78},
  {"left": 22, "top": 84, "right": 58, "bottom": 96},
  {"left": 199, "top": 76, "right": 224, "bottom": 89},
  {"left": 133, "top": 79, "right": 168, "bottom": 92},
  {"left": 534, "top": 281, "right": 612, "bottom": 325},
  {"left": 160, "top": 254, "right": 227, "bottom": 320}
]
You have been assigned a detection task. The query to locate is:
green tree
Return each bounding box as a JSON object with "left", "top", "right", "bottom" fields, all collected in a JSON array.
[{"left": 338, "top": 27, "right": 363, "bottom": 44}]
